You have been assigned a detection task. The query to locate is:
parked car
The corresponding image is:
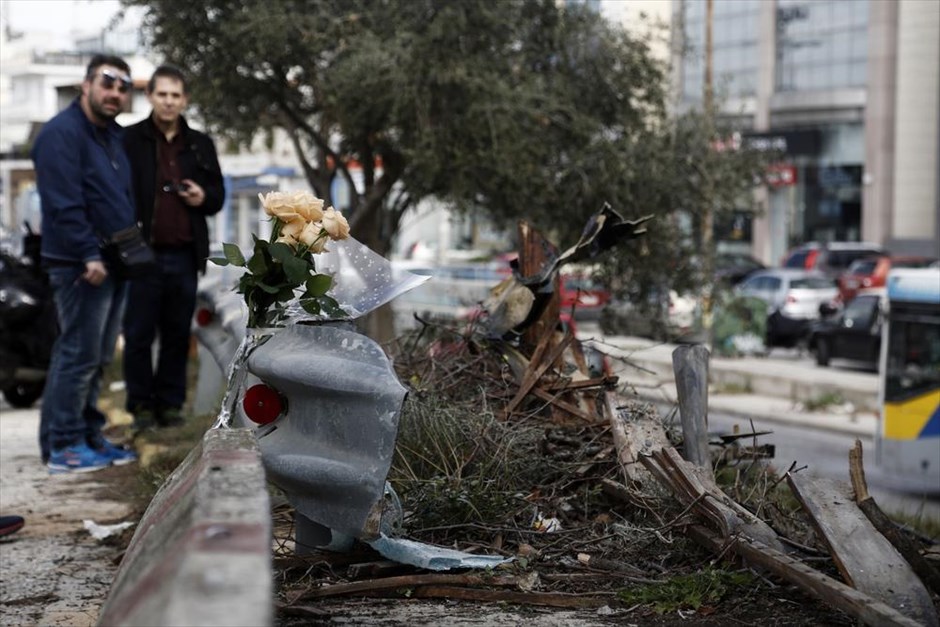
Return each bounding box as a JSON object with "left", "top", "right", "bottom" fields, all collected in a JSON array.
[
  {"left": 809, "top": 289, "right": 884, "bottom": 369},
  {"left": 600, "top": 288, "right": 697, "bottom": 341},
  {"left": 782, "top": 241, "right": 885, "bottom": 278},
  {"left": 559, "top": 273, "right": 610, "bottom": 320},
  {"left": 715, "top": 253, "right": 765, "bottom": 286},
  {"left": 734, "top": 269, "right": 839, "bottom": 347},
  {"left": 837, "top": 254, "right": 937, "bottom": 303}
]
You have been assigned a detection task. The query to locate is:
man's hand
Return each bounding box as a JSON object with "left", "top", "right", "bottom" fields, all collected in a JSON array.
[
  {"left": 179, "top": 179, "right": 205, "bottom": 207},
  {"left": 83, "top": 260, "right": 107, "bottom": 285}
]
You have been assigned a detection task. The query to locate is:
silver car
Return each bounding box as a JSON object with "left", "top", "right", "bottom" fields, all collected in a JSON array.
[{"left": 734, "top": 269, "right": 839, "bottom": 347}]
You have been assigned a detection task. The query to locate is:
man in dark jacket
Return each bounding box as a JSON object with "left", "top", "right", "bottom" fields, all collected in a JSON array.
[
  {"left": 32, "top": 54, "right": 139, "bottom": 472},
  {"left": 123, "top": 64, "right": 225, "bottom": 430}
]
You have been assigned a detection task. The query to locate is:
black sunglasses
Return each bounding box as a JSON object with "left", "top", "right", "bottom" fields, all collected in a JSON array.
[{"left": 96, "top": 69, "right": 132, "bottom": 93}]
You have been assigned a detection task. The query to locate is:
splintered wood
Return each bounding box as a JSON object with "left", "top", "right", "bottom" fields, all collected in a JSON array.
[
  {"left": 501, "top": 324, "right": 617, "bottom": 425},
  {"left": 788, "top": 473, "right": 939, "bottom": 627}
]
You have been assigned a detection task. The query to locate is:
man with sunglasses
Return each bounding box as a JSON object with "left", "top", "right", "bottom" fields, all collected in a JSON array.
[
  {"left": 31, "top": 54, "right": 139, "bottom": 472},
  {"left": 122, "top": 65, "right": 224, "bottom": 431}
]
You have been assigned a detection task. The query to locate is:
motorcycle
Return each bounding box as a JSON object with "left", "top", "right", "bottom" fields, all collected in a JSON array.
[{"left": 0, "top": 223, "right": 57, "bottom": 408}]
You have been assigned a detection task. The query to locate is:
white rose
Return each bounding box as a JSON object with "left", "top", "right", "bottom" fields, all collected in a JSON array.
[
  {"left": 321, "top": 207, "right": 350, "bottom": 240},
  {"left": 258, "top": 191, "right": 299, "bottom": 221},
  {"left": 278, "top": 217, "right": 306, "bottom": 241},
  {"left": 275, "top": 233, "right": 298, "bottom": 248},
  {"left": 298, "top": 221, "right": 325, "bottom": 248},
  {"left": 291, "top": 191, "right": 325, "bottom": 222}
]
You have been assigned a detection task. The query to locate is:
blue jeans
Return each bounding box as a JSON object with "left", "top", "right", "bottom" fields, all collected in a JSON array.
[
  {"left": 123, "top": 248, "right": 197, "bottom": 415},
  {"left": 40, "top": 266, "right": 127, "bottom": 458}
]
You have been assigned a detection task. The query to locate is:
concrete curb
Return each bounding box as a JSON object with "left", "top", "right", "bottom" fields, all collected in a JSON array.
[
  {"left": 98, "top": 428, "right": 272, "bottom": 627},
  {"left": 620, "top": 386, "right": 877, "bottom": 438},
  {"left": 589, "top": 334, "right": 879, "bottom": 438}
]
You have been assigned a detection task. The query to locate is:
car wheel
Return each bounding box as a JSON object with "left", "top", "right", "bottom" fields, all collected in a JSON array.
[
  {"left": 815, "top": 338, "right": 831, "bottom": 367},
  {"left": 2, "top": 381, "right": 45, "bottom": 408}
]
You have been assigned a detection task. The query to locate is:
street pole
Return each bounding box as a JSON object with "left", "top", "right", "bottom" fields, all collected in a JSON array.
[{"left": 702, "top": 0, "right": 715, "bottom": 336}]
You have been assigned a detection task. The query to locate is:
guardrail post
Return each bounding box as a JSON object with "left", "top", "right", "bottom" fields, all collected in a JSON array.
[{"left": 672, "top": 344, "right": 711, "bottom": 469}]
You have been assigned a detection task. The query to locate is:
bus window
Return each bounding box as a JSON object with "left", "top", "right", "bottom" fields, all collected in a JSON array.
[{"left": 885, "top": 318, "right": 940, "bottom": 401}]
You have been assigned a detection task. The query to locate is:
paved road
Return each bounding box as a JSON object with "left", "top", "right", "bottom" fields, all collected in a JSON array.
[{"left": 706, "top": 410, "right": 940, "bottom": 521}]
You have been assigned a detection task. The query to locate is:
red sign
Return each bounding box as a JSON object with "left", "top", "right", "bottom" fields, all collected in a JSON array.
[{"left": 765, "top": 163, "right": 797, "bottom": 187}]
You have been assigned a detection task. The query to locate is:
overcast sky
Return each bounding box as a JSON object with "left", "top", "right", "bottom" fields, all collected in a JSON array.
[{"left": 1, "top": 0, "right": 136, "bottom": 37}]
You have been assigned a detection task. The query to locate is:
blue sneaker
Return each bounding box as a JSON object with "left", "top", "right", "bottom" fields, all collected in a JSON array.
[
  {"left": 47, "top": 442, "right": 112, "bottom": 474},
  {"left": 90, "top": 437, "right": 138, "bottom": 467}
]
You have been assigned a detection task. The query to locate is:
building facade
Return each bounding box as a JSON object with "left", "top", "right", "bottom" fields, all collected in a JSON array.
[{"left": 673, "top": 0, "right": 939, "bottom": 263}]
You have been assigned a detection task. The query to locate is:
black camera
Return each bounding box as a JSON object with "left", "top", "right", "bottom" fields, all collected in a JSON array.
[{"left": 161, "top": 182, "right": 191, "bottom": 193}]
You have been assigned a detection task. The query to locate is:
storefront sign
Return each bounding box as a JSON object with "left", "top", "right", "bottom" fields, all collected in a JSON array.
[
  {"left": 765, "top": 163, "right": 797, "bottom": 187},
  {"left": 742, "top": 130, "right": 820, "bottom": 156}
]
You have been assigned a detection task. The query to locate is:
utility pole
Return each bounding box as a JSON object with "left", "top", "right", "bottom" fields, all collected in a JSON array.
[{"left": 701, "top": 0, "right": 715, "bottom": 333}]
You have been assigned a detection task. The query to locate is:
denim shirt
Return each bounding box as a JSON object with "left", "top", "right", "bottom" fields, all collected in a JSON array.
[{"left": 32, "top": 99, "right": 136, "bottom": 265}]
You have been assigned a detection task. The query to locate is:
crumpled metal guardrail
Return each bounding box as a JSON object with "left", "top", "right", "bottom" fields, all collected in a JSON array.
[
  {"left": 194, "top": 279, "right": 407, "bottom": 549},
  {"left": 237, "top": 323, "right": 406, "bottom": 543}
]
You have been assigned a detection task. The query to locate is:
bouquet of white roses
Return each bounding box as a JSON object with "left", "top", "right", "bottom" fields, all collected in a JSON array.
[{"left": 211, "top": 190, "right": 350, "bottom": 328}]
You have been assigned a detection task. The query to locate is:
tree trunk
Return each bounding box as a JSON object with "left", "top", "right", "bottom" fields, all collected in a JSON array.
[{"left": 350, "top": 205, "right": 397, "bottom": 343}]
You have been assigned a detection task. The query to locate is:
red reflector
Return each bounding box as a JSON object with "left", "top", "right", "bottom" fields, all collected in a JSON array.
[
  {"left": 196, "top": 308, "right": 215, "bottom": 327},
  {"left": 242, "top": 384, "right": 283, "bottom": 425}
]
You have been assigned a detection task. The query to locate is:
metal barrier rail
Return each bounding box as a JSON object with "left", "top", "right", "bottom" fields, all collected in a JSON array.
[
  {"left": 98, "top": 428, "right": 272, "bottom": 627},
  {"left": 193, "top": 281, "right": 407, "bottom": 549}
]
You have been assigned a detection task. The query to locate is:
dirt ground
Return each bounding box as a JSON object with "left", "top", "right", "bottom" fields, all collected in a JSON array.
[
  {"left": 0, "top": 395, "right": 932, "bottom": 627},
  {"left": 0, "top": 403, "right": 135, "bottom": 627}
]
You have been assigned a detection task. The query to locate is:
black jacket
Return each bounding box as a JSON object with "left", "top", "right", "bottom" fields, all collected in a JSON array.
[{"left": 123, "top": 114, "right": 224, "bottom": 273}]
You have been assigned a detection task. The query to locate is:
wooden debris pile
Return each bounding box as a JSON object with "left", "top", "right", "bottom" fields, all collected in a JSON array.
[{"left": 273, "top": 217, "right": 939, "bottom": 626}]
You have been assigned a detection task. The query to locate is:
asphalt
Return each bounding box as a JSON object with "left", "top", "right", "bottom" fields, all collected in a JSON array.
[{"left": 576, "top": 322, "right": 879, "bottom": 438}]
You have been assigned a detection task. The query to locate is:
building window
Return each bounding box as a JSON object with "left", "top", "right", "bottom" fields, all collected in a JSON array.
[
  {"left": 776, "top": 0, "right": 869, "bottom": 92},
  {"left": 681, "top": 0, "right": 761, "bottom": 102}
]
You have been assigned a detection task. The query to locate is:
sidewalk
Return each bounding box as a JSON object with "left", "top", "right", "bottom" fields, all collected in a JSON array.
[{"left": 578, "top": 325, "right": 879, "bottom": 438}]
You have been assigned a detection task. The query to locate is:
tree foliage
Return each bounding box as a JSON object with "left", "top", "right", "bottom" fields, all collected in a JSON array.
[{"left": 125, "top": 0, "right": 763, "bottom": 295}]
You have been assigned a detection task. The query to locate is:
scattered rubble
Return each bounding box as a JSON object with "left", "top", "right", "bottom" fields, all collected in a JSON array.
[{"left": 272, "top": 216, "right": 939, "bottom": 625}]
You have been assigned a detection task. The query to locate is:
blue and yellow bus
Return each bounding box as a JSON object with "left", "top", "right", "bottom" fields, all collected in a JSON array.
[{"left": 876, "top": 267, "right": 940, "bottom": 493}]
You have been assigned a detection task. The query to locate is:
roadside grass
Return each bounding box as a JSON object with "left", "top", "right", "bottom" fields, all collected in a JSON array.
[
  {"left": 710, "top": 380, "right": 753, "bottom": 395},
  {"left": 389, "top": 386, "right": 552, "bottom": 533},
  {"left": 801, "top": 391, "right": 845, "bottom": 412},
  {"left": 889, "top": 510, "right": 940, "bottom": 541},
  {"left": 617, "top": 568, "right": 755, "bottom": 614}
]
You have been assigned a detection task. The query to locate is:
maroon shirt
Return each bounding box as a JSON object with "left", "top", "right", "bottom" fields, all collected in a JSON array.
[{"left": 150, "top": 126, "right": 193, "bottom": 247}]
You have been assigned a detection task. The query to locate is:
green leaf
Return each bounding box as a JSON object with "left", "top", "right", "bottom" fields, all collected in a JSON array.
[
  {"left": 209, "top": 256, "right": 229, "bottom": 267},
  {"left": 299, "top": 298, "right": 321, "bottom": 315},
  {"left": 256, "top": 281, "right": 281, "bottom": 294},
  {"left": 268, "top": 242, "right": 294, "bottom": 263},
  {"left": 246, "top": 252, "right": 268, "bottom": 275},
  {"left": 305, "top": 273, "right": 332, "bottom": 297},
  {"left": 283, "top": 254, "right": 311, "bottom": 284},
  {"left": 276, "top": 286, "right": 295, "bottom": 302},
  {"left": 318, "top": 295, "right": 346, "bottom": 317},
  {"left": 222, "top": 243, "right": 246, "bottom": 267}
]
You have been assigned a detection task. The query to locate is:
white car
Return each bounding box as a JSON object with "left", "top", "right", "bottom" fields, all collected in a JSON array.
[{"left": 734, "top": 269, "right": 839, "bottom": 347}]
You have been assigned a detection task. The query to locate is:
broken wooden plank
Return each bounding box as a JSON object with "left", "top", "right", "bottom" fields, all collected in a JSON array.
[
  {"left": 544, "top": 375, "right": 619, "bottom": 392},
  {"left": 517, "top": 221, "right": 560, "bottom": 348},
  {"left": 849, "top": 440, "right": 940, "bottom": 596},
  {"left": 687, "top": 525, "right": 925, "bottom": 627},
  {"left": 407, "top": 585, "right": 608, "bottom": 608},
  {"left": 289, "top": 573, "right": 521, "bottom": 603},
  {"left": 671, "top": 344, "right": 711, "bottom": 469},
  {"left": 644, "top": 447, "right": 787, "bottom": 552},
  {"left": 346, "top": 560, "right": 411, "bottom": 580},
  {"left": 503, "top": 331, "right": 573, "bottom": 419},
  {"left": 787, "top": 472, "right": 938, "bottom": 627},
  {"left": 531, "top": 386, "right": 598, "bottom": 423},
  {"left": 604, "top": 391, "right": 670, "bottom": 486}
]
